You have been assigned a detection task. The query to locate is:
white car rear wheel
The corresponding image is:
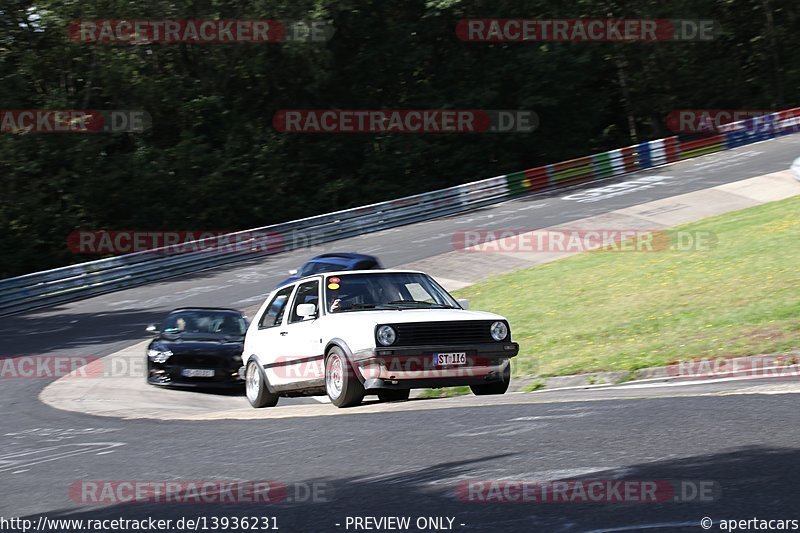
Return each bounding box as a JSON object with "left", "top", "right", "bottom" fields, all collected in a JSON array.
[{"left": 246, "top": 359, "right": 279, "bottom": 408}]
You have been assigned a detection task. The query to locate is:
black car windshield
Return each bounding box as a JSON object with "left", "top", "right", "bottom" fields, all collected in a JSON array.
[
  {"left": 161, "top": 310, "right": 247, "bottom": 339},
  {"left": 325, "top": 272, "right": 459, "bottom": 312}
]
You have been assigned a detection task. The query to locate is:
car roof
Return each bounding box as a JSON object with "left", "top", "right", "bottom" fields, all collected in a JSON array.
[
  {"left": 168, "top": 307, "right": 244, "bottom": 314},
  {"left": 309, "top": 252, "right": 377, "bottom": 262},
  {"left": 290, "top": 269, "right": 424, "bottom": 284}
]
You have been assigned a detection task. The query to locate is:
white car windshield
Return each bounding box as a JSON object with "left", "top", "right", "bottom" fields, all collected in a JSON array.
[{"left": 325, "top": 272, "right": 459, "bottom": 312}]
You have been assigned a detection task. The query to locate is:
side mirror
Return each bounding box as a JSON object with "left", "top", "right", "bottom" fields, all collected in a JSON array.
[
  {"left": 296, "top": 303, "right": 316, "bottom": 319},
  {"left": 457, "top": 299, "right": 469, "bottom": 310},
  {"left": 288, "top": 269, "right": 298, "bottom": 276},
  {"left": 145, "top": 324, "right": 159, "bottom": 334}
]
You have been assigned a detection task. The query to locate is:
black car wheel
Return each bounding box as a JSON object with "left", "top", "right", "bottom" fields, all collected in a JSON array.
[
  {"left": 470, "top": 362, "right": 511, "bottom": 396},
  {"left": 325, "top": 346, "right": 364, "bottom": 408},
  {"left": 377, "top": 389, "right": 410, "bottom": 402},
  {"left": 245, "top": 359, "right": 279, "bottom": 408}
]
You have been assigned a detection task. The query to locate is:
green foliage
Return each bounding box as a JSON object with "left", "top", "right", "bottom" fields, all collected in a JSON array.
[
  {"left": 453, "top": 196, "right": 800, "bottom": 377},
  {"left": 521, "top": 380, "right": 545, "bottom": 392},
  {"left": 1, "top": 0, "right": 798, "bottom": 277},
  {"left": 417, "top": 386, "right": 472, "bottom": 398}
]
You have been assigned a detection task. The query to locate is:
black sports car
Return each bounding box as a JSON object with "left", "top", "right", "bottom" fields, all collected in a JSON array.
[{"left": 145, "top": 307, "right": 247, "bottom": 389}]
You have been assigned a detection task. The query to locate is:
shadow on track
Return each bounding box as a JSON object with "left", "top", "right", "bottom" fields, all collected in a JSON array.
[
  {"left": 20, "top": 446, "right": 800, "bottom": 532},
  {"left": 0, "top": 308, "right": 171, "bottom": 357}
]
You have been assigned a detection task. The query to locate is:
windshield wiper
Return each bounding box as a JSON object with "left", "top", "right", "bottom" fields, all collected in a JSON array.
[
  {"left": 386, "top": 300, "right": 456, "bottom": 309},
  {"left": 339, "top": 303, "right": 402, "bottom": 312}
]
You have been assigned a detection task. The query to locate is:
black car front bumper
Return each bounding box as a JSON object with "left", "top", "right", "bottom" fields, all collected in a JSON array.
[{"left": 147, "top": 361, "right": 244, "bottom": 389}]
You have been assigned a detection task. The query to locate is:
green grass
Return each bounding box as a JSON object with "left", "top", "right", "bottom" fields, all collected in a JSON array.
[
  {"left": 615, "top": 370, "right": 639, "bottom": 384},
  {"left": 521, "top": 380, "right": 546, "bottom": 392},
  {"left": 453, "top": 195, "right": 800, "bottom": 378},
  {"left": 417, "top": 386, "right": 471, "bottom": 399}
]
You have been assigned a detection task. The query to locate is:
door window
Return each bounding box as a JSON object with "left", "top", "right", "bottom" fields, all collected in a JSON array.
[
  {"left": 289, "top": 280, "right": 320, "bottom": 323},
  {"left": 258, "top": 286, "right": 294, "bottom": 329}
]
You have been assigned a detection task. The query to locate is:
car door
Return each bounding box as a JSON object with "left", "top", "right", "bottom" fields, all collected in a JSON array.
[
  {"left": 275, "top": 279, "right": 324, "bottom": 387},
  {"left": 250, "top": 285, "right": 295, "bottom": 385}
]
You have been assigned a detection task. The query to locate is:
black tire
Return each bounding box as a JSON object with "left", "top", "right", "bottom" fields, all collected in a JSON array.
[
  {"left": 377, "top": 389, "right": 411, "bottom": 402},
  {"left": 470, "top": 362, "right": 511, "bottom": 396},
  {"left": 245, "top": 359, "right": 279, "bottom": 408},
  {"left": 325, "top": 346, "right": 365, "bottom": 408}
]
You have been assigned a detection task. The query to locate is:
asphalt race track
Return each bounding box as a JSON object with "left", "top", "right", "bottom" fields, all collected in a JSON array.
[
  {"left": 2, "top": 134, "right": 800, "bottom": 532},
  {"left": 7, "top": 383, "right": 800, "bottom": 531}
]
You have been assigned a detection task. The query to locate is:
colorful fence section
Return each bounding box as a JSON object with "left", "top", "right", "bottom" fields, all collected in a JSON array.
[{"left": 503, "top": 107, "right": 800, "bottom": 196}]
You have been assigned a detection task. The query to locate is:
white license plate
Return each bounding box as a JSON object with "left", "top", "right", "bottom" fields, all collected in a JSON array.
[
  {"left": 181, "top": 368, "right": 215, "bottom": 378},
  {"left": 433, "top": 352, "right": 467, "bottom": 366}
]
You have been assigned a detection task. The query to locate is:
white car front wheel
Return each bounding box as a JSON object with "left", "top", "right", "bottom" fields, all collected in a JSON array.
[
  {"left": 470, "top": 362, "right": 511, "bottom": 396},
  {"left": 325, "top": 347, "right": 364, "bottom": 408},
  {"left": 377, "top": 389, "right": 410, "bottom": 402}
]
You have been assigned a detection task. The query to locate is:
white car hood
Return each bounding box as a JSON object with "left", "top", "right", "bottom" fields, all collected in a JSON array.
[{"left": 322, "top": 308, "right": 506, "bottom": 327}]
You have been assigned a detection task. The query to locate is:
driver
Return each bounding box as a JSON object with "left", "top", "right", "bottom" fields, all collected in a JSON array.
[
  {"left": 327, "top": 278, "right": 342, "bottom": 312},
  {"left": 327, "top": 279, "right": 373, "bottom": 312}
]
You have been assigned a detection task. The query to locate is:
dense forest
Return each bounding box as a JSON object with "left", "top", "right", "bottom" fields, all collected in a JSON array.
[{"left": 1, "top": 0, "right": 798, "bottom": 278}]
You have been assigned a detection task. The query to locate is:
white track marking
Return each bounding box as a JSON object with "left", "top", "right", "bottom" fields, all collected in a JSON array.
[
  {"left": 0, "top": 443, "right": 125, "bottom": 473},
  {"left": 508, "top": 412, "right": 589, "bottom": 421},
  {"left": 586, "top": 522, "right": 698, "bottom": 532}
]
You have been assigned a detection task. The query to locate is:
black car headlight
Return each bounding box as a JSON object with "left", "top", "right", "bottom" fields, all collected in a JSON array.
[
  {"left": 490, "top": 321, "right": 509, "bottom": 341},
  {"left": 376, "top": 325, "right": 397, "bottom": 346},
  {"left": 147, "top": 348, "right": 173, "bottom": 363}
]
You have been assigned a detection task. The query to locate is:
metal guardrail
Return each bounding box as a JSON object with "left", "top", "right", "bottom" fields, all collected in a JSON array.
[{"left": 2, "top": 108, "right": 798, "bottom": 316}]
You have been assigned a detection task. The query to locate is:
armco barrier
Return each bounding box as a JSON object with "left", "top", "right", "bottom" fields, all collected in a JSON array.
[{"left": 1, "top": 107, "right": 798, "bottom": 316}]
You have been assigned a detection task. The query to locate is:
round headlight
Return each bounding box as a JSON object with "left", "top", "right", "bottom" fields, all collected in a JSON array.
[
  {"left": 490, "top": 321, "right": 508, "bottom": 341},
  {"left": 147, "top": 348, "right": 173, "bottom": 363},
  {"left": 377, "top": 325, "right": 396, "bottom": 346}
]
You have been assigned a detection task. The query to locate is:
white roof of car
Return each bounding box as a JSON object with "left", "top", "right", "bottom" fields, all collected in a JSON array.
[{"left": 295, "top": 269, "right": 425, "bottom": 282}]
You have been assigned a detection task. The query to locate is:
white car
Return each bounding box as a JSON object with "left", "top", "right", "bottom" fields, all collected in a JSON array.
[{"left": 242, "top": 270, "right": 519, "bottom": 408}]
